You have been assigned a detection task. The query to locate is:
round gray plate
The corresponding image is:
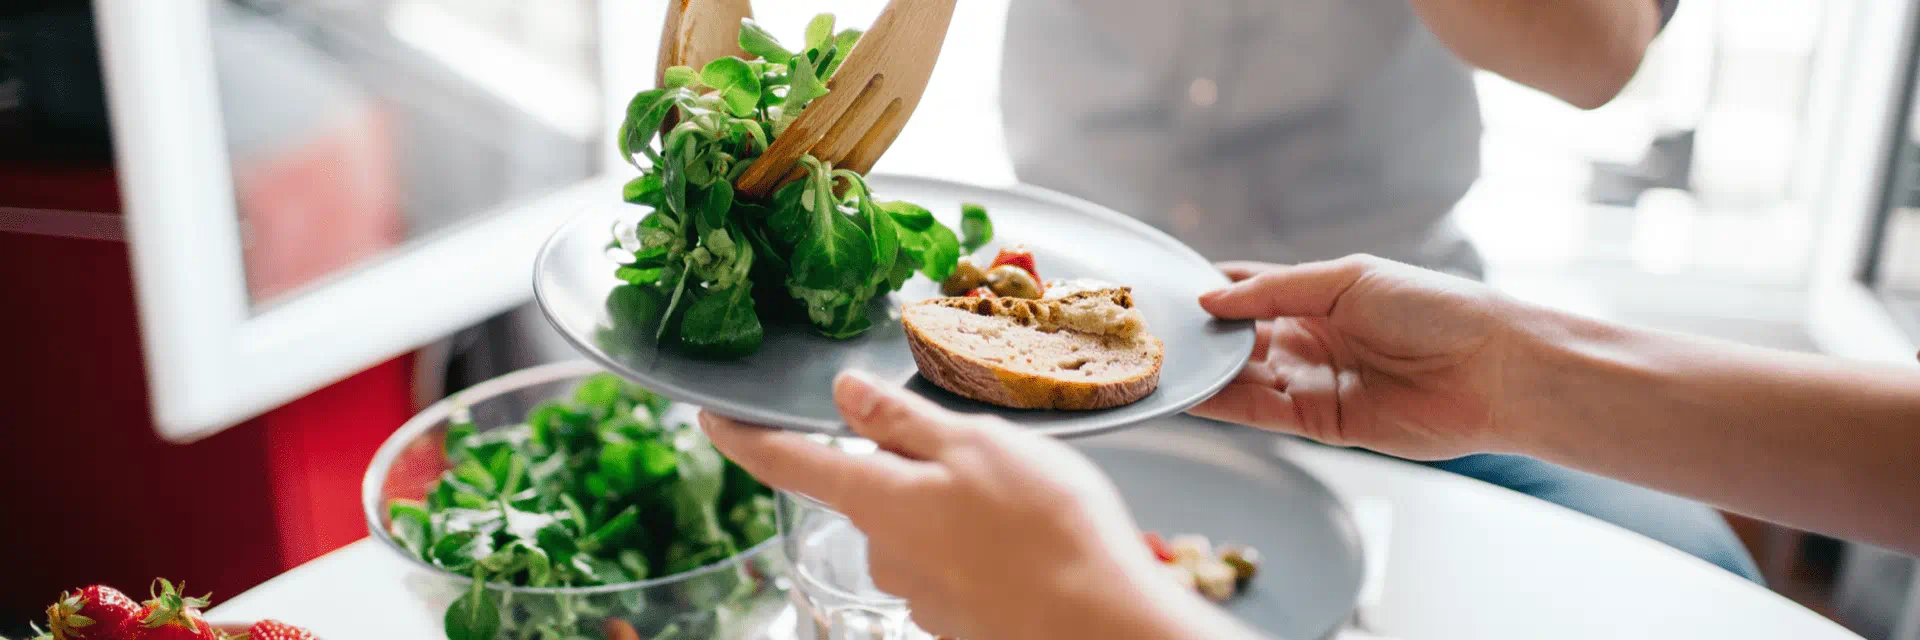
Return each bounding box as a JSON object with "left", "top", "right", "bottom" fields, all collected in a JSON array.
[
  {"left": 1077, "top": 416, "right": 1364, "bottom": 640},
  {"left": 534, "top": 175, "right": 1255, "bottom": 437}
]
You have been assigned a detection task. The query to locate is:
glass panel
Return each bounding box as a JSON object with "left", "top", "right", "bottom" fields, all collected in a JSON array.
[
  {"left": 208, "top": 0, "right": 603, "bottom": 308},
  {"left": 1879, "top": 204, "right": 1920, "bottom": 295},
  {"left": 1460, "top": 0, "right": 1832, "bottom": 286},
  {"left": 1873, "top": 189, "right": 1920, "bottom": 338},
  {"left": 1869, "top": 16, "right": 1920, "bottom": 339}
]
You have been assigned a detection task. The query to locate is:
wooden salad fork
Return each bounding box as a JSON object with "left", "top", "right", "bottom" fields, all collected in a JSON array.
[{"left": 658, "top": 0, "right": 960, "bottom": 198}]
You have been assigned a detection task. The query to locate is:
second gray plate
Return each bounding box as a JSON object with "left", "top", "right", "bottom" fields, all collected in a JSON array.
[
  {"left": 534, "top": 175, "right": 1256, "bottom": 438},
  {"left": 1077, "top": 416, "right": 1365, "bottom": 640}
]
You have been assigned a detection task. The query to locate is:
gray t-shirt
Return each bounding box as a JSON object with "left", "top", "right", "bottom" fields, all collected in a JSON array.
[{"left": 1000, "top": 0, "right": 1678, "bottom": 277}]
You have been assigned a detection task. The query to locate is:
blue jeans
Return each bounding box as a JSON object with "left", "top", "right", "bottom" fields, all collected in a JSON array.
[{"left": 1421, "top": 453, "right": 1765, "bottom": 584}]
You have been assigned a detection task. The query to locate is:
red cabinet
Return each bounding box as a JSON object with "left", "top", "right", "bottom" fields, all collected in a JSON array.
[{"left": 0, "top": 161, "right": 413, "bottom": 622}]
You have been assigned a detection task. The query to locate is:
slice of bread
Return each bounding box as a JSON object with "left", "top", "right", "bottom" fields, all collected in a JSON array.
[{"left": 902, "top": 288, "right": 1163, "bottom": 410}]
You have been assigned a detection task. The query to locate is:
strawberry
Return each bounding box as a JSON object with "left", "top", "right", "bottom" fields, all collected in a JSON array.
[
  {"left": 239, "top": 620, "right": 315, "bottom": 640},
  {"left": 988, "top": 246, "right": 1039, "bottom": 280},
  {"left": 121, "top": 579, "right": 216, "bottom": 640},
  {"left": 964, "top": 287, "right": 996, "bottom": 298},
  {"left": 47, "top": 585, "right": 142, "bottom": 639}
]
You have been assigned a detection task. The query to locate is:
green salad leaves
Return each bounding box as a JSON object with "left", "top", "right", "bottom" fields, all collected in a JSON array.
[
  {"left": 608, "top": 13, "right": 992, "bottom": 358},
  {"left": 389, "top": 374, "right": 778, "bottom": 640}
]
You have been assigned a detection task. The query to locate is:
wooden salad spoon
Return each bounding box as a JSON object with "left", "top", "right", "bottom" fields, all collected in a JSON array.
[{"left": 658, "top": 0, "right": 960, "bottom": 198}]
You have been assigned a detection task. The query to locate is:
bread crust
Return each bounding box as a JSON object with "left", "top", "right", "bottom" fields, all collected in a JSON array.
[{"left": 902, "top": 290, "right": 1164, "bottom": 411}]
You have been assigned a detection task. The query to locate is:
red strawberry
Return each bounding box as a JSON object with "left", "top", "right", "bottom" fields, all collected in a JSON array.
[
  {"left": 121, "top": 579, "right": 216, "bottom": 640},
  {"left": 47, "top": 585, "right": 142, "bottom": 639},
  {"left": 241, "top": 620, "right": 315, "bottom": 640},
  {"left": 964, "top": 286, "right": 996, "bottom": 298},
  {"left": 988, "top": 246, "right": 1039, "bottom": 280}
]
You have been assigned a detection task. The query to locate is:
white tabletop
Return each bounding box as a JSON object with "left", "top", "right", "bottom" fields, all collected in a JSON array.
[
  {"left": 207, "top": 441, "right": 1860, "bottom": 640},
  {"left": 1278, "top": 443, "right": 1860, "bottom": 640}
]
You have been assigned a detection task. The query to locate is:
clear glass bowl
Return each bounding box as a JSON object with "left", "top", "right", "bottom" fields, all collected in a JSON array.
[{"left": 361, "top": 360, "right": 790, "bottom": 639}]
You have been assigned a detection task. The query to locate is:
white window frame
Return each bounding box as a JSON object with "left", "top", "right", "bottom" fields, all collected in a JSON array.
[
  {"left": 1806, "top": 0, "right": 1920, "bottom": 364},
  {"left": 92, "top": 0, "right": 656, "bottom": 442}
]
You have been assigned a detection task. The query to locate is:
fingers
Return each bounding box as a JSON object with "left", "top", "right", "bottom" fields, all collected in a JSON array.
[
  {"left": 1250, "top": 321, "right": 1275, "bottom": 361},
  {"left": 865, "top": 541, "right": 965, "bottom": 636},
  {"left": 1199, "top": 256, "right": 1377, "bottom": 320},
  {"left": 864, "top": 540, "right": 919, "bottom": 598},
  {"left": 700, "top": 411, "right": 925, "bottom": 508},
  {"left": 1215, "top": 261, "right": 1278, "bottom": 283},
  {"left": 1186, "top": 382, "right": 1305, "bottom": 435},
  {"left": 835, "top": 370, "right": 955, "bottom": 460},
  {"left": 1230, "top": 360, "right": 1279, "bottom": 387}
]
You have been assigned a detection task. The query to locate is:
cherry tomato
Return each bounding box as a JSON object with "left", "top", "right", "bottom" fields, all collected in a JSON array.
[
  {"left": 1144, "top": 532, "right": 1175, "bottom": 563},
  {"left": 989, "top": 246, "right": 1039, "bottom": 281}
]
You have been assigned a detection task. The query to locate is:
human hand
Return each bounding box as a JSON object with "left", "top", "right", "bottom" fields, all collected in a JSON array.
[
  {"left": 1190, "top": 255, "right": 1527, "bottom": 460},
  {"left": 700, "top": 372, "right": 1246, "bottom": 640}
]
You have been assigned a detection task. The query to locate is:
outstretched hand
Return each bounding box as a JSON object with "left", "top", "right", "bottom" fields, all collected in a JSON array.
[{"left": 1190, "top": 255, "right": 1525, "bottom": 460}]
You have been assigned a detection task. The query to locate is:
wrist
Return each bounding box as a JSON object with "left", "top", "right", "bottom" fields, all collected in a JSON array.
[{"left": 1496, "top": 300, "right": 1660, "bottom": 460}]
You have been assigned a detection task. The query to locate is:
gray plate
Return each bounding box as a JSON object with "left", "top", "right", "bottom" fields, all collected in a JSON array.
[
  {"left": 534, "top": 175, "right": 1256, "bottom": 437},
  {"left": 1077, "top": 416, "right": 1365, "bottom": 640}
]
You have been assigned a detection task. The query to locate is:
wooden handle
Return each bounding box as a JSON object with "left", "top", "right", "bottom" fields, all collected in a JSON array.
[
  {"left": 656, "top": 0, "right": 754, "bottom": 88},
  {"left": 733, "top": 0, "right": 959, "bottom": 197},
  {"left": 656, "top": 0, "right": 753, "bottom": 136}
]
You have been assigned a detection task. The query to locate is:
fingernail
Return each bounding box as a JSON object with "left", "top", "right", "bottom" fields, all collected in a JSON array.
[
  {"left": 697, "top": 411, "right": 717, "bottom": 431},
  {"left": 834, "top": 369, "right": 883, "bottom": 420},
  {"left": 1199, "top": 287, "right": 1229, "bottom": 304}
]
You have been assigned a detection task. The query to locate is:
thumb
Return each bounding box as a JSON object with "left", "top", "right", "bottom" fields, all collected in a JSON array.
[
  {"left": 835, "top": 370, "right": 956, "bottom": 460},
  {"left": 1199, "top": 256, "right": 1377, "bottom": 320}
]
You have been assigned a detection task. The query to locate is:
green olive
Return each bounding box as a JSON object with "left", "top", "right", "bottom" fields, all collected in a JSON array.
[
  {"left": 987, "top": 264, "right": 1043, "bottom": 299},
  {"left": 1221, "top": 545, "right": 1260, "bottom": 586},
  {"left": 941, "top": 256, "right": 988, "bottom": 296}
]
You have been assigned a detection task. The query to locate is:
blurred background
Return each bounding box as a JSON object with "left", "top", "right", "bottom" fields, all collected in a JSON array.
[{"left": 2, "top": 0, "right": 1918, "bottom": 636}]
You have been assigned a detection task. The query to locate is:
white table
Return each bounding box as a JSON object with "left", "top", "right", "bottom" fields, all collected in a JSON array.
[
  {"left": 1273, "top": 443, "right": 1860, "bottom": 639},
  {"left": 208, "top": 441, "right": 1860, "bottom": 640}
]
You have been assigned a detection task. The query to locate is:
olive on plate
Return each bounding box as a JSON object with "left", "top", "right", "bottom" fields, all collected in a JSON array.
[{"left": 986, "top": 264, "right": 1044, "bottom": 299}]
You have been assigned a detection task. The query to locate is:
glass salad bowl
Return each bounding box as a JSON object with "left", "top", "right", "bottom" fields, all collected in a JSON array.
[{"left": 362, "top": 360, "right": 791, "bottom": 640}]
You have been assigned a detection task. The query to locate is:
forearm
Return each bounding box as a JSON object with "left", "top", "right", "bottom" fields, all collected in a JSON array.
[
  {"left": 1409, "top": 0, "right": 1662, "bottom": 108},
  {"left": 1503, "top": 306, "right": 1920, "bottom": 553}
]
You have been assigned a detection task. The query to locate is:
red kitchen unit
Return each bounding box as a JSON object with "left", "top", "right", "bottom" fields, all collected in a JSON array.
[{"left": 0, "top": 158, "right": 414, "bottom": 622}]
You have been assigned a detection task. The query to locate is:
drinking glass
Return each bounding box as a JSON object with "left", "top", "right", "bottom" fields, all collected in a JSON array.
[{"left": 778, "top": 487, "right": 935, "bottom": 640}]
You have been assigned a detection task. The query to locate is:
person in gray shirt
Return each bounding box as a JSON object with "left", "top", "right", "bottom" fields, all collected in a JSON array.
[{"left": 1000, "top": 0, "right": 1760, "bottom": 581}]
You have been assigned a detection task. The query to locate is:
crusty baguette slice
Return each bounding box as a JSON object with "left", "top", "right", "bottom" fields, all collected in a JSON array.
[{"left": 902, "top": 288, "right": 1163, "bottom": 410}]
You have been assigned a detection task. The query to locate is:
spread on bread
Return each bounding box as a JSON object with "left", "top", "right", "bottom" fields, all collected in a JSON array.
[{"left": 907, "top": 246, "right": 1163, "bottom": 411}]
